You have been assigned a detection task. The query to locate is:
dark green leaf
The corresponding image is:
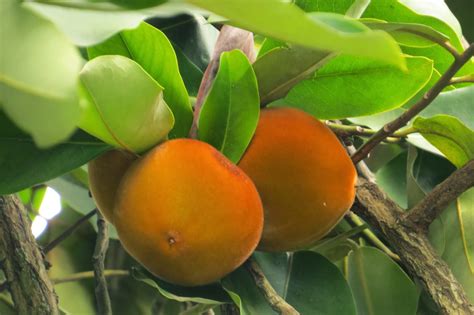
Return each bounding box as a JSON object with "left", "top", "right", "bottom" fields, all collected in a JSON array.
[
  {"left": 375, "top": 152, "right": 408, "bottom": 209},
  {"left": 199, "top": 50, "right": 259, "bottom": 163},
  {"left": 88, "top": 22, "right": 192, "bottom": 138},
  {"left": 0, "top": 113, "right": 109, "bottom": 195},
  {"left": 347, "top": 247, "right": 419, "bottom": 315}
]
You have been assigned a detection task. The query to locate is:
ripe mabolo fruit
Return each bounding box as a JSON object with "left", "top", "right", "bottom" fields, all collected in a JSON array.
[
  {"left": 114, "top": 139, "right": 264, "bottom": 286},
  {"left": 88, "top": 150, "right": 136, "bottom": 223},
  {"left": 238, "top": 107, "right": 357, "bottom": 252}
]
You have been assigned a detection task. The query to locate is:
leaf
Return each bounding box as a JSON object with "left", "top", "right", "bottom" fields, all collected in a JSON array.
[
  {"left": 198, "top": 50, "right": 259, "bottom": 163},
  {"left": 25, "top": 2, "right": 148, "bottom": 47},
  {"left": 147, "top": 14, "right": 219, "bottom": 96},
  {"left": 253, "top": 252, "right": 289, "bottom": 297},
  {"left": 413, "top": 115, "right": 474, "bottom": 168},
  {"left": 133, "top": 268, "right": 229, "bottom": 305},
  {"left": 79, "top": 55, "right": 175, "bottom": 153},
  {"left": 375, "top": 152, "right": 408, "bottom": 209},
  {"left": 0, "top": 0, "right": 81, "bottom": 147},
  {"left": 281, "top": 55, "right": 433, "bottom": 119},
  {"left": 347, "top": 247, "right": 419, "bottom": 315},
  {"left": 186, "top": 0, "right": 404, "bottom": 67},
  {"left": 0, "top": 113, "right": 109, "bottom": 195},
  {"left": 363, "top": 20, "right": 450, "bottom": 48},
  {"left": 88, "top": 22, "right": 192, "bottom": 138},
  {"left": 285, "top": 252, "right": 357, "bottom": 315}
]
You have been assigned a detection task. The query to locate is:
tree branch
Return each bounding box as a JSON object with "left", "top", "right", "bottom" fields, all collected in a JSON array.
[
  {"left": 351, "top": 42, "right": 474, "bottom": 163},
  {"left": 93, "top": 212, "right": 112, "bottom": 315},
  {"left": 450, "top": 74, "right": 474, "bottom": 85},
  {"left": 52, "top": 270, "right": 129, "bottom": 285},
  {"left": 405, "top": 159, "right": 474, "bottom": 229},
  {"left": 245, "top": 259, "right": 300, "bottom": 315},
  {"left": 0, "top": 195, "right": 59, "bottom": 314}
]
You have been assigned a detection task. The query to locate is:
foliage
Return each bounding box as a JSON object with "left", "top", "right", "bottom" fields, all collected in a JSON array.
[{"left": 1, "top": 0, "right": 473, "bottom": 314}]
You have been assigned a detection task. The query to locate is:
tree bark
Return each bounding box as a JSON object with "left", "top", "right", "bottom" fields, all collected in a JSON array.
[
  {"left": 353, "top": 178, "right": 474, "bottom": 315},
  {"left": 0, "top": 195, "right": 59, "bottom": 315}
]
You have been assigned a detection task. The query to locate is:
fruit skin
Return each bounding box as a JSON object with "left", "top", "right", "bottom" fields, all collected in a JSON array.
[
  {"left": 114, "top": 138, "right": 263, "bottom": 286},
  {"left": 238, "top": 107, "right": 357, "bottom": 252},
  {"left": 88, "top": 150, "right": 136, "bottom": 223}
]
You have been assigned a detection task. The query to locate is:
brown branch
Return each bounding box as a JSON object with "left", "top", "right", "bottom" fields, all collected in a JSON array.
[
  {"left": 92, "top": 212, "right": 112, "bottom": 315},
  {"left": 245, "top": 259, "right": 300, "bottom": 315},
  {"left": 351, "top": 42, "right": 474, "bottom": 164},
  {"left": 353, "top": 179, "right": 474, "bottom": 314},
  {"left": 0, "top": 195, "right": 59, "bottom": 314},
  {"left": 52, "top": 270, "right": 129, "bottom": 285},
  {"left": 189, "top": 25, "right": 256, "bottom": 139},
  {"left": 405, "top": 159, "right": 474, "bottom": 229},
  {"left": 43, "top": 208, "right": 97, "bottom": 254}
]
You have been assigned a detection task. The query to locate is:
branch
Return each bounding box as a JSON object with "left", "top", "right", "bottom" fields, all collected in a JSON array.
[
  {"left": 405, "top": 159, "right": 474, "bottom": 229},
  {"left": 351, "top": 43, "right": 474, "bottom": 163},
  {"left": 0, "top": 195, "right": 59, "bottom": 314},
  {"left": 52, "top": 270, "right": 129, "bottom": 285},
  {"left": 43, "top": 208, "right": 97, "bottom": 254},
  {"left": 450, "top": 74, "right": 474, "bottom": 85},
  {"left": 245, "top": 259, "right": 300, "bottom": 315},
  {"left": 325, "top": 121, "right": 413, "bottom": 142},
  {"left": 92, "top": 212, "right": 112, "bottom": 315}
]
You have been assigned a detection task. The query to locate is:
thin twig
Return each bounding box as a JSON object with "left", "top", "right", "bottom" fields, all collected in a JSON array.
[
  {"left": 245, "top": 259, "right": 300, "bottom": 315},
  {"left": 402, "top": 29, "right": 461, "bottom": 58},
  {"left": 449, "top": 74, "right": 474, "bottom": 85},
  {"left": 52, "top": 270, "right": 129, "bottom": 285},
  {"left": 325, "top": 121, "right": 413, "bottom": 142},
  {"left": 351, "top": 43, "right": 474, "bottom": 163},
  {"left": 43, "top": 209, "right": 97, "bottom": 254},
  {"left": 405, "top": 159, "right": 474, "bottom": 229},
  {"left": 92, "top": 212, "right": 112, "bottom": 315}
]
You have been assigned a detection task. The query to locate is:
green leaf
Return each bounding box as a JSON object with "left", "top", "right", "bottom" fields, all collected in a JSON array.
[
  {"left": 363, "top": 20, "right": 450, "bottom": 48},
  {"left": 281, "top": 55, "right": 433, "bottom": 119},
  {"left": 285, "top": 252, "right": 357, "bottom": 315},
  {"left": 133, "top": 268, "right": 229, "bottom": 305},
  {"left": 88, "top": 22, "right": 192, "bottom": 138},
  {"left": 25, "top": 2, "right": 147, "bottom": 46},
  {"left": 79, "top": 55, "right": 174, "bottom": 153},
  {"left": 147, "top": 14, "right": 219, "bottom": 96},
  {"left": 198, "top": 50, "right": 259, "bottom": 163},
  {"left": 375, "top": 152, "right": 408, "bottom": 209},
  {"left": 253, "top": 45, "right": 333, "bottom": 105},
  {"left": 0, "top": 113, "right": 109, "bottom": 195},
  {"left": 253, "top": 252, "right": 289, "bottom": 297},
  {"left": 0, "top": 296, "right": 15, "bottom": 315},
  {"left": 0, "top": 0, "right": 81, "bottom": 147},
  {"left": 347, "top": 247, "right": 419, "bottom": 315},
  {"left": 413, "top": 115, "right": 474, "bottom": 168},
  {"left": 186, "top": 0, "right": 404, "bottom": 67}
]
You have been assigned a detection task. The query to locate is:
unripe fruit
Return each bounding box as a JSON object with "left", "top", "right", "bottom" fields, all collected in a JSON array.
[
  {"left": 238, "top": 107, "right": 357, "bottom": 252},
  {"left": 114, "top": 138, "right": 264, "bottom": 286},
  {"left": 88, "top": 150, "right": 136, "bottom": 223}
]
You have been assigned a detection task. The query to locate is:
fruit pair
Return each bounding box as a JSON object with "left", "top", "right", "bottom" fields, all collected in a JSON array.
[{"left": 88, "top": 107, "right": 356, "bottom": 286}]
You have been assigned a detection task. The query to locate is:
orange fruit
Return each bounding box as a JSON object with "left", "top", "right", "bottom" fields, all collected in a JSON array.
[
  {"left": 114, "top": 138, "right": 263, "bottom": 286},
  {"left": 239, "top": 107, "right": 357, "bottom": 251}
]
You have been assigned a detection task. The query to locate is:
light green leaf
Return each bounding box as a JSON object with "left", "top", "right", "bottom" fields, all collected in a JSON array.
[
  {"left": 0, "top": 113, "right": 110, "bottom": 195},
  {"left": 347, "top": 247, "right": 419, "bottom": 315},
  {"left": 0, "top": 0, "right": 81, "bottom": 147},
  {"left": 198, "top": 50, "right": 259, "bottom": 163},
  {"left": 281, "top": 55, "right": 433, "bottom": 119},
  {"left": 79, "top": 55, "right": 174, "bottom": 153},
  {"left": 186, "top": 0, "right": 404, "bottom": 67},
  {"left": 88, "top": 22, "right": 192, "bottom": 138},
  {"left": 133, "top": 268, "right": 229, "bottom": 305},
  {"left": 413, "top": 115, "right": 474, "bottom": 168}
]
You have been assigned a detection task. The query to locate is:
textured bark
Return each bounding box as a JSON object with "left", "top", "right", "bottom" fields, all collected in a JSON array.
[
  {"left": 353, "top": 179, "right": 474, "bottom": 315},
  {"left": 0, "top": 195, "right": 59, "bottom": 315}
]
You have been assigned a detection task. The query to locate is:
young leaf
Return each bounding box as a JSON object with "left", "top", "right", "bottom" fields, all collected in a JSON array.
[
  {"left": 285, "top": 252, "right": 357, "bottom": 315},
  {"left": 198, "top": 50, "right": 259, "bottom": 163},
  {"left": 79, "top": 55, "right": 175, "bottom": 153},
  {"left": 88, "top": 22, "right": 192, "bottom": 138},
  {"left": 0, "top": 113, "right": 109, "bottom": 195},
  {"left": 347, "top": 247, "right": 419, "bottom": 315},
  {"left": 0, "top": 0, "right": 81, "bottom": 148},
  {"left": 280, "top": 55, "right": 433, "bottom": 119},
  {"left": 413, "top": 115, "right": 474, "bottom": 168},
  {"left": 186, "top": 0, "right": 404, "bottom": 67}
]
